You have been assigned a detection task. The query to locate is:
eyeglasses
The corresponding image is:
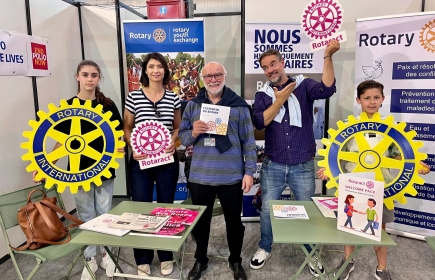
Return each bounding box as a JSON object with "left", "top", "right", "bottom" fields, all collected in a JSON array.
[
  {"left": 152, "top": 103, "right": 161, "bottom": 118},
  {"left": 202, "top": 73, "right": 224, "bottom": 82}
]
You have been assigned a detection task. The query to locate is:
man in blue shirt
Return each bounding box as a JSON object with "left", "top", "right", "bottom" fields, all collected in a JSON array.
[
  {"left": 250, "top": 40, "right": 340, "bottom": 277},
  {"left": 180, "top": 61, "right": 256, "bottom": 280}
]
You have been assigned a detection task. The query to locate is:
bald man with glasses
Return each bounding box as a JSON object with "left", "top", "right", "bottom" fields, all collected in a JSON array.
[{"left": 179, "top": 62, "right": 256, "bottom": 280}]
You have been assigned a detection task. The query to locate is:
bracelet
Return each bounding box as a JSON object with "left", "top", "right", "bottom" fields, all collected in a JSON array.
[{"left": 323, "top": 55, "right": 332, "bottom": 59}]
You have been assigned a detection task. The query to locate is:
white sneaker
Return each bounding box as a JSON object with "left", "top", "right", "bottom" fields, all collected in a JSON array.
[
  {"left": 250, "top": 248, "right": 271, "bottom": 269},
  {"left": 333, "top": 259, "right": 354, "bottom": 280},
  {"left": 100, "top": 253, "right": 116, "bottom": 277},
  {"left": 81, "top": 257, "right": 98, "bottom": 280},
  {"left": 138, "top": 264, "right": 151, "bottom": 276},
  {"left": 308, "top": 255, "right": 325, "bottom": 277},
  {"left": 161, "top": 261, "right": 174, "bottom": 275}
]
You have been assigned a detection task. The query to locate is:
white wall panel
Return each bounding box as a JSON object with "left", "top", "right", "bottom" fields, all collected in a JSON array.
[
  {"left": 0, "top": 0, "right": 43, "bottom": 260},
  {"left": 204, "top": 15, "right": 241, "bottom": 94},
  {"left": 194, "top": 0, "right": 241, "bottom": 14},
  {"left": 0, "top": 0, "right": 35, "bottom": 258},
  {"left": 82, "top": 6, "right": 127, "bottom": 196},
  {"left": 120, "top": 7, "right": 146, "bottom": 104},
  {"left": 426, "top": 0, "right": 435, "bottom": 11},
  {"left": 30, "top": 0, "right": 83, "bottom": 212}
]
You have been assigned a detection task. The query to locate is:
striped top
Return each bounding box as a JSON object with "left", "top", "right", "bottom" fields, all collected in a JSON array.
[
  {"left": 125, "top": 89, "right": 181, "bottom": 133},
  {"left": 179, "top": 101, "right": 257, "bottom": 186}
]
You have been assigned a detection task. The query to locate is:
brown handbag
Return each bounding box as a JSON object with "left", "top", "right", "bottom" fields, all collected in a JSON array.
[{"left": 10, "top": 188, "right": 83, "bottom": 251}]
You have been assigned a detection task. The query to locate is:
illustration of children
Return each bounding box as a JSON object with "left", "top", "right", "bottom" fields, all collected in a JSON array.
[
  {"left": 360, "top": 198, "right": 378, "bottom": 235},
  {"left": 343, "top": 195, "right": 359, "bottom": 229}
]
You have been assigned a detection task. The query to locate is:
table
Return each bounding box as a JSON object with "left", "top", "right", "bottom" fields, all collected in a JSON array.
[
  {"left": 71, "top": 201, "right": 206, "bottom": 280},
  {"left": 269, "top": 200, "right": 396, "bottom": 280},
  {"left": 425, "top": 236, "right": 435, "bottom": 251}
]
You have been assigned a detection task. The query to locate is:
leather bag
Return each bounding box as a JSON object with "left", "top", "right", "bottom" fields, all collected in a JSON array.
[{"left": 10, "top": 189, "right": 83, "bottom": 251}]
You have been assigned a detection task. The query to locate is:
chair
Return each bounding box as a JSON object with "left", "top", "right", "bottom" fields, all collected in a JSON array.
[{"left": 0, "top": 184, "right": 93, "bottom": 280}]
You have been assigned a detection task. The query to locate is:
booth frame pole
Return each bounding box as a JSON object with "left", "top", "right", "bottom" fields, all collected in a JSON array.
[
  {"left": 24, "top": 0, "right": 39, "bottom": 121},
  {"left": 115, "top": 0, "right": 131, "bottom": 198}
]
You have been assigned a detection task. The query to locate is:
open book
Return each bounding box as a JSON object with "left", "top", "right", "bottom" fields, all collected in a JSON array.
[
  {"left": 79, "top": 214, "right": 130, "bottom": 237},
  {"left": 129, "top": 207, "right": 200, "bottom": 238},
  {"left": 108, "top": 213, "right": 170, "bottom": 233}
]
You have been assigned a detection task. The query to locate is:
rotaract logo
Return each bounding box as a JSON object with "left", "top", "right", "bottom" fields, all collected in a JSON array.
[
  {"left": 131, "top": 121, "right": 170, "bottom": 157},
  {"left": 301, "top": 0, "right": 343, "bottom": 40},
  {"left": 419, "top": 20, "right": 435, "bottom": 53}
]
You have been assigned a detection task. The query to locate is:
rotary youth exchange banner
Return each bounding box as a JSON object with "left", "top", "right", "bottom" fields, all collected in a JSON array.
[
  {"left": 354, "top": 11, "right": 435, "bottom": 239},
  {"left": 123, "top": 19, "right": 205, "bottom": 201}
]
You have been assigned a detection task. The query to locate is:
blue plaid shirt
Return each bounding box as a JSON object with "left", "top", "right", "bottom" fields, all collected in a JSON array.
[{"left": 252, "top": 77, "right": 336, "bottom": 165}]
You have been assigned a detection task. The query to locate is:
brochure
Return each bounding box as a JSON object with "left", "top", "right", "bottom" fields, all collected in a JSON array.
[
  {"left": 337, "top": 173, "right": 384, "bottom": 241},
  {"left": 108, "top": 213, "right": 170, "bottom": 233},
  {"left": 129, "top": 207, "right": 200, "bottom": 238},
  {"left": 200, "top": 103, "right": 231, "bottom": 135},
  {"left": 312, "top": 197, "right": 337, "bottom": 219},
  {"left": 79, "top": 214, "right": 130, "bottom": 237},
  {"left": 318, "top": 197, "right": 339, "bottom": 209},
  {"left": 272, "top": 205, "right": 309, "bottom": 219}
]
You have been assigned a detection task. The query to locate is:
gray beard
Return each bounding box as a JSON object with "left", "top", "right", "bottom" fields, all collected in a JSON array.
[{"left": 205, "top": 84, "right": 224, "bottom": 96}]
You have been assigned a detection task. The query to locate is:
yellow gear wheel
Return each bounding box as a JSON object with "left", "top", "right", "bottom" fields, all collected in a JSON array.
[
  {"left": 21, "top": 99, "right": 125, "bottom": 194},
  {"left": 318, "top": 112, "right": 427, "bottom": 209}
]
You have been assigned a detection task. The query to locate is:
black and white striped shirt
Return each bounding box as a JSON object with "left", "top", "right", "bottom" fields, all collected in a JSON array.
[{"left": 125, "top": 89, "right": 181, "bottom": 133}]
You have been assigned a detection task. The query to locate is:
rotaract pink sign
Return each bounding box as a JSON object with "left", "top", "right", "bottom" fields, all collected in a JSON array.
[{"left": 130, "top": 120, "right": 174, "bottom": 169}]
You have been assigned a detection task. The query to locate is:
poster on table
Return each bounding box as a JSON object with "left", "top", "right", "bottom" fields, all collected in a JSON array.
[
  {"left": 243, "top": 22, "right": 327, "bottom": 219},
  {"left": 123, "top": 19, "right": 205, "bottom": 201},
  {"left": 337, "top": 174, "right": 384, "bottom": 242},
  {"left": 0, "top": 31, "right": 50, "bottom": 76},
  {"left": 354, "top": 11, "right": 435, "bottom": 238}
]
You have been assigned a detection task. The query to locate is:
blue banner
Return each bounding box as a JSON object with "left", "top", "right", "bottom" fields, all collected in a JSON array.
[
  {"left": 394, "top": 207, "right": 435, "bottom": 230},
  {"left": 392, "top": 61, "right": 435, "bottom": 80},
  {"left": 124, "top": 20, "right": 204, "bottom": 53},
  {"left": 405, "top": 122, "right": 435, "bottom": 142},
  {"left": 406, "top": 183, "right": 435, "bottom": 202},
  {"left": 390, "top": 89, "right": 435, "bottom": 114}
]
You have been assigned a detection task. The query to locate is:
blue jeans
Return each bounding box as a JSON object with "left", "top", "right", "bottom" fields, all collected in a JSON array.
[
  {"left": 259, "top": 158, "right": 315, "bottom": 253},
  {"left": 129, "top": 153, "right": 179, "bottom": 265},
  {"left": 344, "top": 216, "right": 353, "bottom": 228},
  {"left": 74, "top": 179, "right": 114, "bottom": 258},
  {"left": 363, "top": 220, "right": 375, "bottom": 235}
]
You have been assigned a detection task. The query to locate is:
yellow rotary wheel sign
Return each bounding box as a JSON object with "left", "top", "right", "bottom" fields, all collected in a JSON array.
[
  {"left": 318, "top": 112, "right": 427, "bottom": 209},
  {"left": 21, "top": 99, "right": 125, "bottom": 194}
]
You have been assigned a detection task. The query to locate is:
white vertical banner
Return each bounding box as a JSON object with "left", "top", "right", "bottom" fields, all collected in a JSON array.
[
  {"left": 354, "top": 12, "right": 435, "bottom": 239},
  {"left": 243, "top": 22, "right": 326, "bottom": 220},
  {"left": 244, "top": 22, "right": 326, "bottom": 154}
]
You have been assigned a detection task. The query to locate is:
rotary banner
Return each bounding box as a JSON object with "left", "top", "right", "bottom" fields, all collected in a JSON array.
[
  {"left": 354, "top": 11, "right": 435, "bottom": 239},
  {"left": 123, "top": 19, "right": 205, "bottom": 201},
  {"left": 0, "top": 31, "right": 50, "bottom": 77}
]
